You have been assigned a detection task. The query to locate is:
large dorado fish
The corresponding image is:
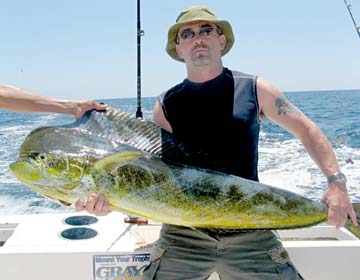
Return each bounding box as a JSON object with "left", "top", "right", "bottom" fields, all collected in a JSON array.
[{"left": 10, "top": 107, "right": 329, "bottom": 229}]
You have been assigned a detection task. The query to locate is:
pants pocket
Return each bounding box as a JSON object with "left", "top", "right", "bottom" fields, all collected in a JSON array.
[
  {"left": 267, "top": 247, "right": 304, "bottom": 280},
  {"left": 141, "top": 245, "right": 168, "bottom": 280}
]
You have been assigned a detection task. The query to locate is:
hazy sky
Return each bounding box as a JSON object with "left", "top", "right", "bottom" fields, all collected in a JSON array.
[{"left": 1, "top": 0, "right": 359, "bottom": 100}]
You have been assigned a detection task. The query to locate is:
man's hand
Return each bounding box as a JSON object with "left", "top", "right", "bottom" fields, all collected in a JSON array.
[
  {"left": 74, "top": 193, "right": 111, "bottom": 216},
  {"left": 321, "top": 182, "right": 358, "bottom": 228}
]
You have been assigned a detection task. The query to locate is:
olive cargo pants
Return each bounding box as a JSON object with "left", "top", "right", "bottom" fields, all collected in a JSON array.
[{"left": 142, "top": 224, "right": 303, "bottom": 280}]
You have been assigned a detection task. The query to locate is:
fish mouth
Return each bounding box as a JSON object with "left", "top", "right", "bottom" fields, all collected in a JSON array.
[
  {"left": 10, "top": 159, "right": 41, "bottom": 183},
  {"left": 10, "top": 159, "right": 82, "bottom": 199},
  {"left": 10, "top": 158, "right": 72, "bottom": 185}
]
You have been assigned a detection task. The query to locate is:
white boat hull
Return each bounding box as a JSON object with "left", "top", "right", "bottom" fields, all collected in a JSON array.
[{"left": 0, "top": 212, "right": 359, "bottom": 280}]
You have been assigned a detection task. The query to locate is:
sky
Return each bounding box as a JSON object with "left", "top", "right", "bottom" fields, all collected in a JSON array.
[{"left": 1, "top": 0, "right": 359, "bottom": 100}]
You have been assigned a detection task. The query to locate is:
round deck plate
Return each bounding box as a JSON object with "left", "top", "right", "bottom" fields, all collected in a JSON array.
[
  {"left": 60, "top": 227, "right": 98, "bottom": 240},
  {"left": 63, "top": 215, "right": 98, "bottom": 226}
]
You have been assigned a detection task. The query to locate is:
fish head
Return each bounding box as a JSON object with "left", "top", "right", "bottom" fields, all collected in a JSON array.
[
  {"left": 10, "top": 127, "right": 97, "bottom": 204},
  {"left": 10, "top": 150, "right": 93, "bottom": 204}
]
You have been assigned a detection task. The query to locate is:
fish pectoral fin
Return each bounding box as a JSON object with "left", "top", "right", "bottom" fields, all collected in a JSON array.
[
  {"left": 93, "top": 151, "right": 143, "bottom": 173},
  {"left": 42, "top": 194, "right": 72, "bottom": 206},
  {"left": 58, "top": 199, "right": 72, "bottom": 206}
]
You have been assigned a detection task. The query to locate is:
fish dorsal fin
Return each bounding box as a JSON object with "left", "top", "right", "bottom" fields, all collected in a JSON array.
[
  {"left": 66, "top": 107, "right": 164, "bottom": 156},
  {"left": 93, "top": 151, "right": 142, "bottom": 173}
]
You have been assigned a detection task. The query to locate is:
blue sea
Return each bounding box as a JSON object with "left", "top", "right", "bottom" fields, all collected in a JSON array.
[{"left": 0, "top": 90, "right": 359, "bottom": 215}]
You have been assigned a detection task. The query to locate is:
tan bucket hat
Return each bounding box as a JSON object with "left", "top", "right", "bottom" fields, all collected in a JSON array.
[{"left": 166, "top": 6, "right": 235, "bottom": 62}]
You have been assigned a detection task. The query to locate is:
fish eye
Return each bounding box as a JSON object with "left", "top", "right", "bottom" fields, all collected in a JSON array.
[{"left": 28, "top": 152, "right": 47, "bottom": 160}]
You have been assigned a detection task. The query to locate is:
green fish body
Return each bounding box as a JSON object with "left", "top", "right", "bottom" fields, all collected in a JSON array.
[{"left": 10, "top": 108, "right": 328, "bottom": 229}]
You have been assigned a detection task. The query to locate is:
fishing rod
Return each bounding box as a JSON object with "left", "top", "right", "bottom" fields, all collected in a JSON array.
[
  {"left": 343, "top": 0, "right": 360, "bottom": 39},
  {"left": 136, "top": 0, "right": 144, "bottom": 118}
]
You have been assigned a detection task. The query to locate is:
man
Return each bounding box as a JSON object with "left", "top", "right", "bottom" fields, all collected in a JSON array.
[
  {"left": 0, "top": 84, "right": 106, "bottom": 118},
  {"left": 76, "top": 6, "right": 357, "bottom": 279}
]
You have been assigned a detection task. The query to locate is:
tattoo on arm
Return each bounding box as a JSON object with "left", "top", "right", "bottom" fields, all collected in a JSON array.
[{"left": 275, "top": 97, "right": 296, "bottom": 115}]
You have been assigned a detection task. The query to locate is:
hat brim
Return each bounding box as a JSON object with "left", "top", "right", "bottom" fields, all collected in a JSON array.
[{"left": 166, "top": 19, "right": 235, "bottom": 62}]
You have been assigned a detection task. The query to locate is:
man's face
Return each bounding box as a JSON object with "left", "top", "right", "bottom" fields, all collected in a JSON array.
[{"left": 175, "top": 21, "right": 226, "bottom": 66}]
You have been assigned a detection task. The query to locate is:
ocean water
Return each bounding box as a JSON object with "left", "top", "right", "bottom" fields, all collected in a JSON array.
[{"left": 0, "top": 90, "right": 359, "bottom": 215}]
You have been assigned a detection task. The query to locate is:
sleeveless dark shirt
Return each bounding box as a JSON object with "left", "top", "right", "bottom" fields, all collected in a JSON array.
[{"left": 159, "top": 68, "right": 260, "bottom": 181}]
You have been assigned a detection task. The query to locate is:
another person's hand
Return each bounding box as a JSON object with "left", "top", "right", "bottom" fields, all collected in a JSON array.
[
  {"left": 321, "top": 182, "right": 358, "bottom": 228},
  {"left": 74, "top": 193, "right": 111, "bottom": 216},
  {"left": 73, "top": 100, "right": 108, "bottom": 119}
]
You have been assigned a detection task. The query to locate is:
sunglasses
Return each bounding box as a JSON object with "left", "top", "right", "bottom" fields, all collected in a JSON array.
[{"left": 178, "top": 25, "right": 221, "bottom": 42}]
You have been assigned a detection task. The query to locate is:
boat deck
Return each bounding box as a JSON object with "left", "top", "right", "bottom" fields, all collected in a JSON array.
[{"left": 0, "top": 212, "right": 359, "bottom": 280}]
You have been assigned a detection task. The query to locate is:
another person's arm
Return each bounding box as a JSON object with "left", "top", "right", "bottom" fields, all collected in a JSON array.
[
  {"left": 0, "top": 84, "right": 107, "bottom": 119},
  {"left": 256, "top": 77, "right": 357, "bottom": 228}
]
